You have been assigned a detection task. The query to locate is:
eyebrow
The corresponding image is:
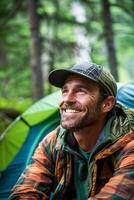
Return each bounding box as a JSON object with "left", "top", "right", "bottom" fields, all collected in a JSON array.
[{"left": 62, "top": 83, "right": 90, "bottom": 91}]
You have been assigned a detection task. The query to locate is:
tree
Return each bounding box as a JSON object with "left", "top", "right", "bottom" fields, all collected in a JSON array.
[
  {"left": 101, "top": 0, "right": 119, "bottom": 81},
  {"left": 28, "top": 0, "right": 44, "bottom": 101}
]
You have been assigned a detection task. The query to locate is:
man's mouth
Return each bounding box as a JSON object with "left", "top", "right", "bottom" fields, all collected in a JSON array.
[{"left": 64, "top": 109, "right": 80, "bottom": 113}]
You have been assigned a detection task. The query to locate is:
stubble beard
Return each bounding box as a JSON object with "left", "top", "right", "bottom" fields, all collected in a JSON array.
[{"left": 60, "top": 102, "right": 102, "bottom": 132}]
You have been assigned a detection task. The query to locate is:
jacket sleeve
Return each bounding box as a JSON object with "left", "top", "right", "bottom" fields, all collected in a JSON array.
[
  {"left": 89, "top": 139, "right": 134, "bottom": 200},
  {"left": 9, "top": 130, "right": 58, "bottom": 200}
]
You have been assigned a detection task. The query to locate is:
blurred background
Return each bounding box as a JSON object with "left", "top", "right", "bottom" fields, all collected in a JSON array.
[{"left": 0, "top": 0, "right": 134, "bottom": 131}]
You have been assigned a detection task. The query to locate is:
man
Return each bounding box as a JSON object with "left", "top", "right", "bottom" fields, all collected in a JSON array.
[{"left": 10, "top": 62, "right": 134, "bottom": 199}]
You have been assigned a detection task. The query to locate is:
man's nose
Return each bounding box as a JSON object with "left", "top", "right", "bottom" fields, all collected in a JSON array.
[{"left": 62, "top": 91, "right": 76, "bottom": 102}]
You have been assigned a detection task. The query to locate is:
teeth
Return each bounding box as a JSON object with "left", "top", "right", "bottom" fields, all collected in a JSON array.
[{"left": 65, "top": 109, "right": 79, "bottom": 113}]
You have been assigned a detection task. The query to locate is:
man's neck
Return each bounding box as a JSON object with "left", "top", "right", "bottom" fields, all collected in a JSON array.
[{"left": 73, "top": 121, "right": 106, "bottom": 152}]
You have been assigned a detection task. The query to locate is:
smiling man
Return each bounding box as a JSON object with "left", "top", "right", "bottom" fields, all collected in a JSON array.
[{"left": 10, "top": 62, "right": 134, "bottom": 200}]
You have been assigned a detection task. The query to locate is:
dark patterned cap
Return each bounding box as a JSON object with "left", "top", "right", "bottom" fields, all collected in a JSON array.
[{"left": 49, "top": 62, "right": 117, "bottom": 96}]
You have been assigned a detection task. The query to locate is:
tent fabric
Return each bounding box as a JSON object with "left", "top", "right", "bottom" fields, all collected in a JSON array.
[
  {"left": 0, "top": 112, "right": 60, "bottom": 199},
  {"left": 0, "top": 91, "right": 60, "bottom": 199},
  {"left": 117, "top": 83, "right": 134, "bottom": 108},
  {"left": 0, "top": 118, "right": 29, "bottom": 172},
  {"left": 23, "top": 90, "right": 60, "bottom": 125},
  {"left": 0, "top": 91, "right": 60, "bottom": 172}
]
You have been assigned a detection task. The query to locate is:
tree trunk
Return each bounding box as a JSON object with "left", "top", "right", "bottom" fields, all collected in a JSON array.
[
  {"left": 28, "top": 0, "right": 44, "bottom": 101},
  {"left": 102, "top": 0, "right": 119, "bottom": 81}
]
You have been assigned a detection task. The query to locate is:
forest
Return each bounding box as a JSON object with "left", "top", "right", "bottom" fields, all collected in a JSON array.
[{"left": 0, "top": 0, "right": 134, "bottom": 131}]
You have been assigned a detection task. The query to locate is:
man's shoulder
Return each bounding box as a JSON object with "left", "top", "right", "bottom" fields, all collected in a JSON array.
[
  {"left": 43, "top": 126, "right": 60, "bottom": 143},
  {"left": 42, "top": 126, "right": 66, "bottom": 145},
  {"left": 40, "top": 126, "right": 66, "bottom": 160}
]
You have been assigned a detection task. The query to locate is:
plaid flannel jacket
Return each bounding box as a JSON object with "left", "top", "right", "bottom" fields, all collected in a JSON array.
[{"left": 9, "top": 106, "right": 134, "bottom": 200}]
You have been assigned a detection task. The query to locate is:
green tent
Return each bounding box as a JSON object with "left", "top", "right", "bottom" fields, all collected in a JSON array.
[{"left": 0, "top": 91, "right": 60, "bottom": 199}]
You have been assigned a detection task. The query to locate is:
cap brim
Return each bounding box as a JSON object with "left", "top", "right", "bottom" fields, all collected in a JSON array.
[
  {"left": 48, "top": 69, "right": 76, "bottom": 88},
  {"left": 48, "top": 68, "right": 97, "bottom": 88}
]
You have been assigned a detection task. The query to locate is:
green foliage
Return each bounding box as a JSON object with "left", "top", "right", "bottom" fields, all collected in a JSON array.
[
  {"left": 0, "top": 97, "right": 32, "bottom": 132},
  {"left": 0, "top": 0, "right": 31, "bottom": 100},
  {"left": 0, "top": 98, "right": 32, "bottom": 113},
  {"left": 0, "top": 0, "right": 133, "bottom": 103}
]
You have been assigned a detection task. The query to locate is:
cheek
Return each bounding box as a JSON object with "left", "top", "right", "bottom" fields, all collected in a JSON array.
[{"left": 59, "top": 99, "right": 64, "bottom": 108}]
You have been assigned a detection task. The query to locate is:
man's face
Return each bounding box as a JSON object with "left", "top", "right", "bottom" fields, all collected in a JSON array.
[{"left": 59, "top": 74, "right": 104, "bottom": 131}]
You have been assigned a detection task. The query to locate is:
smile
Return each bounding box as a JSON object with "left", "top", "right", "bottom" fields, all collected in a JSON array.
[{"left": 65, "top": 109, "right": 80, "bottom": 113}]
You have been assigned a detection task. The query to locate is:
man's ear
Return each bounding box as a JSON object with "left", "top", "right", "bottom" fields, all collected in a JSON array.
[{"left": 102, "top": 96, "right": 116, "bottom": 113}]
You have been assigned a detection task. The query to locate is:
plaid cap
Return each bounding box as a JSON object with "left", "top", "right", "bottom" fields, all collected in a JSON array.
[{"left": 49, "top": 62, "right": 117, "bottom": 97}]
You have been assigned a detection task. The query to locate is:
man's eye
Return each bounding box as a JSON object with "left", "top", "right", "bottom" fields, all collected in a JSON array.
[
  {"left": 77, "top": 89, "right": 87, "bottom": 94},
  {"left": 62, "top": 89, "right": 68, "bottom": 94}
]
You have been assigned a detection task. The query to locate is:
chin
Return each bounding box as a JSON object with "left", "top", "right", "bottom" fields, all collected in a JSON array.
[
  {"left": 61, "top": 122, "right": 72, "bottom": 130},
  {"left": 60, "top": 122, "right": 80, "bottom": 131}
]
